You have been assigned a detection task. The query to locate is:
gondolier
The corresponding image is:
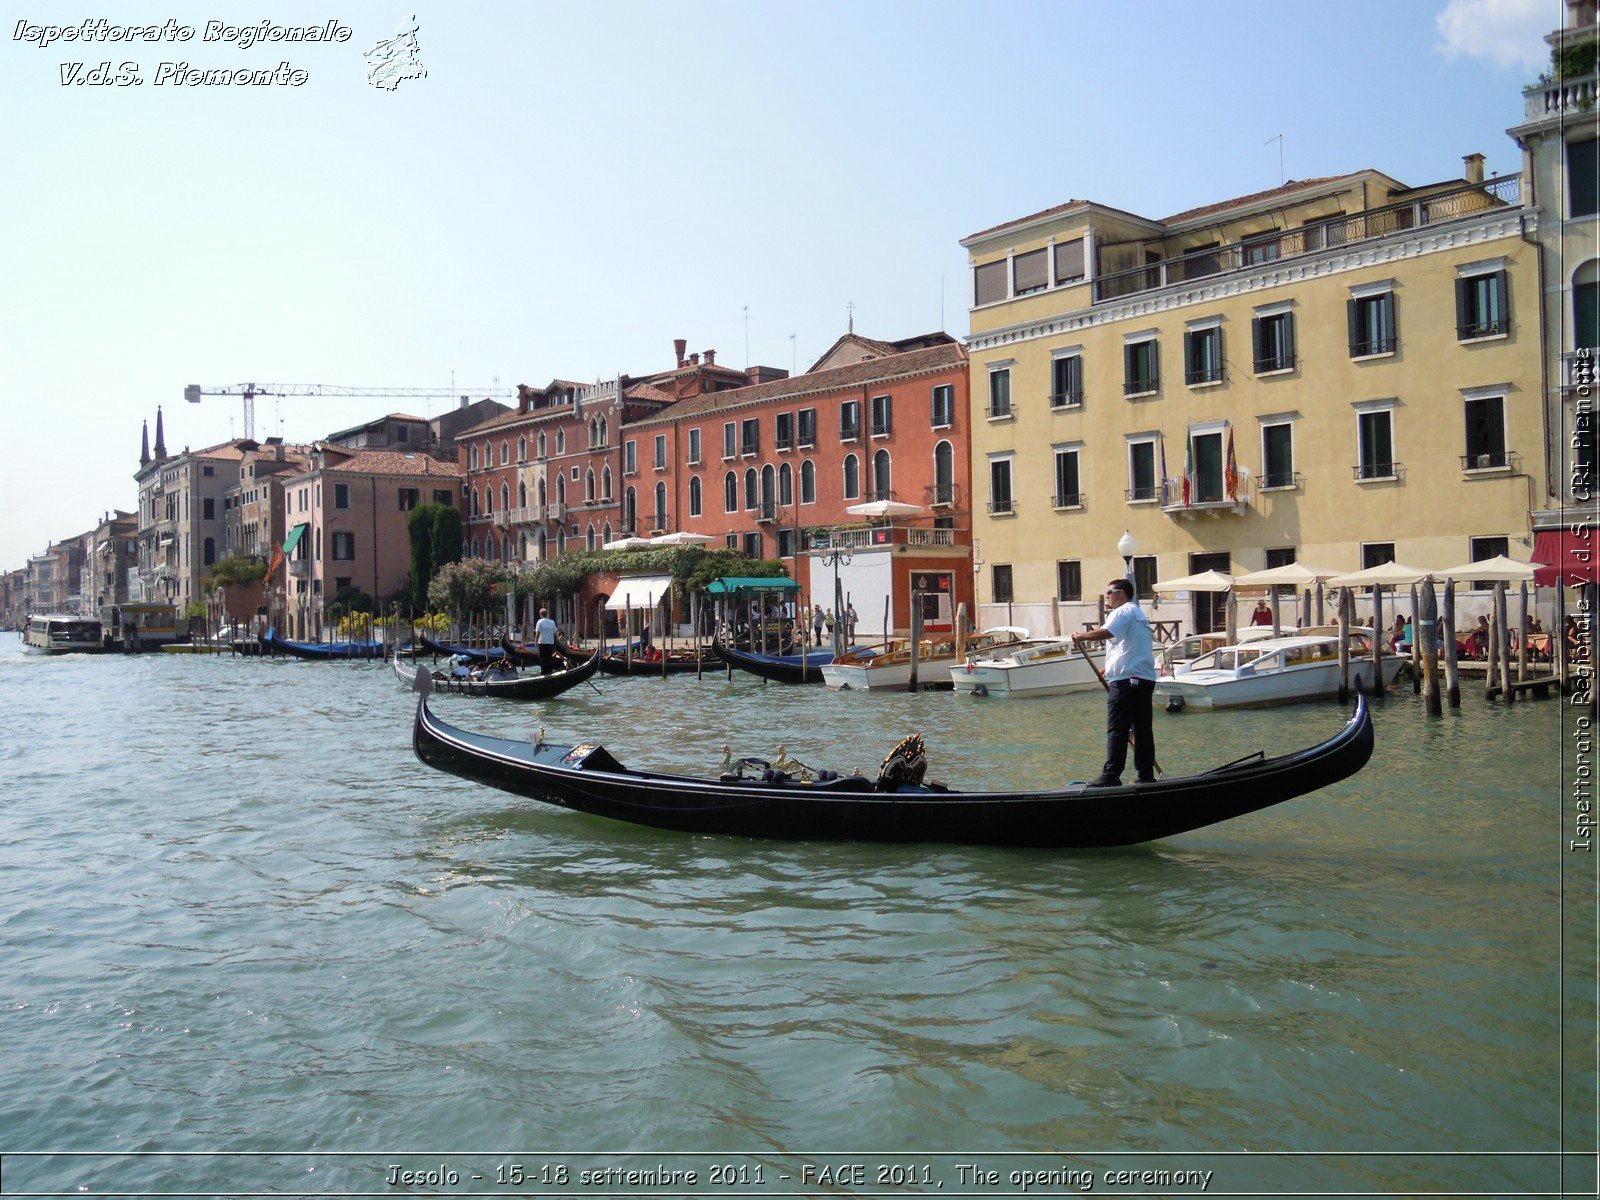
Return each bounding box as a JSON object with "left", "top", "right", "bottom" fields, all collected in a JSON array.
[
  {"left": 534, "top": 607, "right": 559, "bottom": 675},
  {"left": 1072, "top": 578, "right": 1157, "bottom": 787}
]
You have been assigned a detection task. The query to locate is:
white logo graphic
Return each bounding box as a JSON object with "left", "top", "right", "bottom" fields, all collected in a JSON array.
[{"left": 364, "top": 13, "right": 426, "bottom": 90}]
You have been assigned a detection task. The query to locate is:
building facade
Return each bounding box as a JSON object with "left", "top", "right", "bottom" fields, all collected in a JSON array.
[
  {"left": 133, "top": 411, "right": 249, "bottom": 611},
  {"left": 82, "top": 511, "right": 139, "bottom": 617},
  {"left": 962, "top": 165, "right": 1544, "bottom": 634}
]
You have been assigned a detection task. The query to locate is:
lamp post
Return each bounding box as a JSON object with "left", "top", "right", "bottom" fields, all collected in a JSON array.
[
  {"left": 1117, "top": 530, "right": 1137, "bottom": 599},
  {"left": 817, "top": 532, "right": 852, "bottom": 655}
]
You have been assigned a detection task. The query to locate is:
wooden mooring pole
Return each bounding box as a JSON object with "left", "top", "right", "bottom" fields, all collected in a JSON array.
[
  {"left": 1442, "top": 578, "right": 1461, "bottom": 708},
  {"left": 1485, "top": 587, "right": 1502, "bottom": 700},
  {"left": 1409, "top": 583, "right": 1422, "bottom": 693},
  {"left": 1337, "top": 587, "right": 1351, "bottom": 704},
  {"left": 1370, "top": 584, "right": 1384, "bottom": 699},
  {"left": 906, "top": 590, "right": 922, "bottom": 693},
  {"left": 1516, "top": 582, "right": 1529, "bottom": 685},
  {"left": 1495, "top": 581, "right": 1514, "bottom": 703},
  {"left": 1420, "top": 579, "right": 1441, "bottom": 716}
]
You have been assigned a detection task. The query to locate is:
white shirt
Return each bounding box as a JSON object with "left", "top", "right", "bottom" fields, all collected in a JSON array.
[
  {"left": 534, "top": 617, "right": 558, "bottom": 646},
  {"left": 1103, "top": 602, "right": 1157, "bottom": 682}
]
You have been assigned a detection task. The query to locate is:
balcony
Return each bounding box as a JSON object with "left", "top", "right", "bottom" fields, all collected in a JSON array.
[
  {"left": 1352, "top": 462, "right": 1404, "bottom": 483},
  {"left": 1259, "top": 470, "right": 1303, "bottom": 493},
  {"left": 1052, "top": 491, "right": 1085, "bottom": 509},
  {"left": 755, "top": 501, "right": 777, "bottom": 524},
  {"left": 926, "top": 482, "right": 959, "bottom": 508},
  {"left": 546, "top": 502, "right": 565, "bottom": 522},
  {"left": 840, "top": 423, "right": 860, "bottom": 442},
  {"left": 987, "top": 499, "right": 1016, "bottom": 516},
  {"left": 1563, "top": 350, "right": 1598, "bottom": 392},
  {"left": 1524, "top": 61, "right": 1598, "bottom": 121},
  {"left": 288, "top": 559, "right": 310, "bottom": 577},
  {"left": 1159, "top": 476, "right": 1252, "bottom": 516},
  {"left": 809, "top": 526, "right": 962, "bottom": 552},
  {"left": 495, "top": 506, "right": 544, "bottom": 526},
  {"left": 1093, "top": 176, "right": 1522, "bottom": 304},
  {"left": 1048, "top": 390, "right": 1084, "bottom": 410},
  {"left": 985, "top": 403, "right": 1014, "bottom": 421}
]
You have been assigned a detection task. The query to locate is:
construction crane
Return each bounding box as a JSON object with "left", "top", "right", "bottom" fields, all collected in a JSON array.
[{"left": 183, "top": 382, "right": 517, "bottom": 440}]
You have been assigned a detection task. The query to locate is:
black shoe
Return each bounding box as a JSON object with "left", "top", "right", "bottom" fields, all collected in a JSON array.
[
  {"left": 1135, "top": 774, "right": 1158, "bottom": 785},
  {"left": 1086, "top": 775, "right": 1121, "bottom": 788}
]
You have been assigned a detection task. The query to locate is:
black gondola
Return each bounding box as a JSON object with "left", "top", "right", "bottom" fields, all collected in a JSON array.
[
  {"left": 410, "top": 672, "right": 1374, "bottom": 847},
  {"left": 593, "top": 648, "right": 723, "bottom": 676},
  {"left": 419, "top": 633, "right": 537, "bottom": 666},
  {"left": 265, "top": 627, "right": 389, "bottom": 660},
  {"left": 715, "top": 639, "right": 836, "bottom": 685},
  {"left": 394, "top": 650, "right": 600, "bottom": 699}
]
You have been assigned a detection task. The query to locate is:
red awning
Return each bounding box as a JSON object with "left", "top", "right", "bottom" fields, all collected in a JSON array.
[{"left": 1533, "top": 529, "right": 1600, "bottom": 586}]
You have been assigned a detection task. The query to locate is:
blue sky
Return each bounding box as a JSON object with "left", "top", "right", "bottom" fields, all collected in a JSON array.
[{"left": 0, "top": 0, "right": 1561, "bottom": 569}]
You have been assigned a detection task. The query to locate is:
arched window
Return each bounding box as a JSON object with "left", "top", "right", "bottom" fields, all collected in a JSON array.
[
  {"left": 485, "top": 487, "right": 493, "bottom": 515},
  {"left": 472, "top": 488, "right": 481, "bottom": 516},
  {"left": 625, "top": 486, "right": 637, "bottom": 532},
  {"left": 537, "top": 430, "right": 546, "bottom": 458},
  {"left": 778, "top": 462, "right": 793, "bottom": 506},
  {"left": 724, "top": 472, "right": 738, "bottom": 513},
  {"left": 843, "top": 454, "right": 860, "bottom": 499},
  {"left": 470, "top": 446, "right": 479, "bottom": 470},
  {"left": 557, "top": 474, "right": 566, "bottom": 506},
  {"left": 603, "top": 522, "right": 613, "bottom": 545},
  {"left": 537, "top": 477, "right": 546, "bottom": 506},
  {"left": 501, "top": 441, "right": 509, "bottom": 465},
  {"left": 586, "top": 524, "right": 596, "bottom": 550},
  {"left": 518, "top": 436, "right": 527, "bottom": 462},
  {"left": 556, "top": 430, "right": 565, "bottom": 455},
  {"left": 500, "top": 482, "right": 509, "bottom": 512},
  {"left": 470, "top": 536, "right": 479, "bottom": 558},
  {"left": 744, "top": 468, "right": 758, "bottom": 509},
  {"left": 873, "top": 449, "right": 891, "bottom": 500},
  {"left": 585, "top": 468, "right": 595, "bottom": 502},
  {"left": 689, "top": 475, "right": 702, "bottom": 517},
  {"left": 589, "top": 418, "right": 599, "bottom": 447},
  {"left": 557, "top": 527, "right": 566, "bottom": 553},
  {"left": 537, "top": 530, "right": 547, "bottom": 559},
  {"left": 1576, "top": 258, "right": 1599, "bottom": 350},
  {"left": 503, "top": 536, "right": 511, "bottom": 564},
  {"left": 934, "top": 440, "right": 954, "bottom": 505},
  {"left": 801, "top": 459, "right": 816, "bottom": 504},
  {"left": 760, "top": 464, "right": 775, "bottom": 504},
  {"left": 599, "top": 417, "right": 608, "bottom": 446},
  {"left": 601, "top": 465, "right": 613, "bottom": 500},
  {"left": 654, "top": 481, "right": 667, "bottom": 528},
  {"left": 519, "top": 480, "right": 527, "bottom": 507},
  {"left": 485, "top": 534, "right": 496, "bottom": 560}
]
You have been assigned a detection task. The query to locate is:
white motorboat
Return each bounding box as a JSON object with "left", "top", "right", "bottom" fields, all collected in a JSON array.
[
  {"left": 822, "top": 627, "right": 1029, "bottom": 691},
  {"left": 1153, "top": 630, "right": 1404, "bottom": 710},
  {"left": 23, "top": 614, "right": 105, "bottom": 654},
  {"left": 949, "top": 637, "right": 1105, "bottom": 697},
  {"left": 1160, "top": 625, "right": 1281, "bottom": 676}
]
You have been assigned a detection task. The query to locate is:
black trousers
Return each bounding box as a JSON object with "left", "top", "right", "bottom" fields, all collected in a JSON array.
[
  {"left": 1102, "top": 678, "right": 1156, "bottom": 781},
  {"left": 537, "top": 643, "right": 556, "bottom": 675}
]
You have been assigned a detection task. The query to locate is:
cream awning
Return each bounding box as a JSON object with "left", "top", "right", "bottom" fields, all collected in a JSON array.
[{"left": 605, "top": 574, "right": 673, "bottom": 611}]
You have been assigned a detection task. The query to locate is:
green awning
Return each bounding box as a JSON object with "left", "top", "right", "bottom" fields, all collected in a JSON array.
[
  {"left": 282, "top": 523, "right": 309, "bottom": 555},
  {"left": 705, "top": 576, "right": 799, "bottom": 595}
]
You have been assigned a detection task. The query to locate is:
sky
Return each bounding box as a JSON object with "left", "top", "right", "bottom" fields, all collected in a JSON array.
[{"left": 0, "top": 0, "right": 1563, "bottom": 569}]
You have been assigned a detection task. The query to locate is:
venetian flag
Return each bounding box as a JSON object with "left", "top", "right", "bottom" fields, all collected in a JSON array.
[
  {"left": 1158, "top": 433, "right": 1168, "bottom": 505},
  {"left": 267, "top": 545, "right": 285, "bottom": 577},
  {"left": 1182, "top": 435, "right": 1193, "bottom": 507},
  {"left": 1225, "top": 426, "right": 1239, "bottom": 500}
]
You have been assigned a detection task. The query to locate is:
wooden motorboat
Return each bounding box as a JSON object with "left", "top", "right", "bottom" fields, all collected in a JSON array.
[
  {"left": 1154, "top": 630, "right": 1404, "bottom": 710},
  {"left": 715, "top": 639, "right": 838, "bottom": 684},
  {"left": 410, "top": 670, "right": 1375, "bottom": 847},
  {"left": 264, "top": 627, "right": 389, "bottom": 660},
  {"left": 822, "top": 627, "right": 1030, "bottom": 691},
  {"left": 392, "top": 649, "right": 600, "bottom": 699},
  {"left": 949, "top": 637, "right": 1105, "bottom": 698}
]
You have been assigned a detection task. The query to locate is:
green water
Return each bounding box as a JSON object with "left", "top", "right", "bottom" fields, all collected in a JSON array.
[{"left": 0, "top": 633, "right": 1593, "bottom": 1197}]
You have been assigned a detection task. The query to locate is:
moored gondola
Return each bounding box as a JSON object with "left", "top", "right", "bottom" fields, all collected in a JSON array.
[
  {"left": 593, "top": 647, "right": 723, "bottom": 676},
  {"left": 393, "top": 649, "right": 600, "bottom": 699},
  {"left": 715, "top": 638, "right": 836, "bottom": 684},
  {"left": 265, "top": 627, "right": 389, "bottom": 660},
  {"left": 410, "top": 673, "right": 1374, "bottom": 847},
  {"left": 419, "top": 633, "right": 537, "bottom": 666}
]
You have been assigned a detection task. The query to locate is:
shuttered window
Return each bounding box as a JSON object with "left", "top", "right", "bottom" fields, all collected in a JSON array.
[
  {"left": 1054, "top": 238, "right": 1085, "bottom": 284},
  {"left": 1014, "top": 249, "right": 1048, "bottom": 294},
  {"left": 974, "top": 260, "right": 1008, "bottom": 306}
]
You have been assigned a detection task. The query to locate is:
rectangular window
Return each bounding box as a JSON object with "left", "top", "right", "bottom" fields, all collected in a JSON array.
[
  {"left": 1127, "top": 441, "right": 1157, "bottom": 501},
  {"left": 1124, "top": 340, "right": 1159, "bottom": 396},
  {"left": 1190, "top": 431, "right": 1224, "bottom": 502},
  {"left": 776, "top": 528, "right": 797, "bottom": 558},
  {"left": 1056, "top": 560, "right": 1082, "bottom": 602},
  {"left": 1357, "top": 411, "right": 1396, "bottom": 479},
  {"left": 931, "top": 385, "right": 954, "bottom": 428},
  {"left": 1050, "top": 355, "right": 1082, "bottom": 408},
  {"left": 840, "top": 400, "right": 860, "bottom": 441},
  {"left": 202, "top": 498, "right": 215, "bottom": 520},
  {"left": 1348, "top": 292, "right": 1397, "bottom": 356},
  {"left": 1571, "top": 137, "right": 1598, "bottom": 218},
  {"left": 870, "top": 395, "right": 892, "bottom": 437},
  {"left": 1131, "top": 556, "right": 1158, "bottom": 601},
  {"left": 974, "top": 260, "right": 1008, "bottom": 306},
  {"left": 1252, "top": 311, "right": 1296, "bottom": 373},
  {"left": 433, "top": 489, "right": 454, "bottom": 506},
  {"left": 332, "top": 531, "right": 354, "bottom": 561},
  {"left": 722, "top": 422, "right": 736, "bottom": 460},
  {"left": 1265, "top": 546, "right": 1298, "bottom": 600},
  {"left": 989, "top": 459, "right": 1014, "bottom": 514},
  {"left": 1463, "top": 395, "right": 1507, "bottom": 469},
  {"left": 334, "top": 483, "right": 349, "bottom": 510},
  {"left": 1261, "top": 422, "right": 1296, "bottom": 489},
  {"left": 741, "top": 417, "right": 759, "bottom": 456},
  {"left": 397, "top": 426, "right": 409, "bottom": 444},
  {"left": 1243, "top": 233, "right": 1282, "bottom": 265},
  {"left": 1054, "top": 238, "right": 1085, "bottom": 285},
  {"left": 654, "top": 434, "right": 667, "bottom": 470},
  {"left": 1456, "top": 270, "right": 1509, "bottom": 339},
  {"left": 1470, "top": 535, "right": 1510, "bottom": 591},
  {"left": 399, "top": 488, "right": 419, "bottom": 511},
  {"left": 987, "top": 369, "right": 1011, "bottom": 418},
  {"left": 726, "top": 533, "right": 739, "bottom": 549},
  {"left": 625, "top": 440, "right": 637, "bottom": 474},
  {"left": 687, "top": 428, "right": 702, "bottom": 464},
  {"left": 1014, "top": 248, "right": 1048, "bottom": 294},
  {"left": 1362, "top": 542, "right": 1396, "bottom": 569},
  {"left": 1053, "top": 448, "right": 1081, "bottom": 508},
  {"left": 1184, "top": 326, "right": 1224, "bottom": 385},
  {"left": 742, "top": 531, "right": 762, "bottom": 558},
  {"left": 775, "top": 412, "right": 794, "bottom": 451},
  {"left": 992, "top": 564, "right": 1014, "bottom": 603},
  {"left": 797, "top": 408, "right": 816, "bottom": 447}
]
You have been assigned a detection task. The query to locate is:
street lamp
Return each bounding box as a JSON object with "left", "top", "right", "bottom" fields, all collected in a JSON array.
[
  {"left": 1117, "top": 530, "right": 1137, "bottom": 597},
  {"left": 816, "top": 532, "right": 852, "bottom": 654}
]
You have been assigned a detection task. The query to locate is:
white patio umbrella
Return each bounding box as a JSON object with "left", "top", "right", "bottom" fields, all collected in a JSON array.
[
  {"left": 844, "top": 499, "right": 925, "bottom": 519},
  {"left": 648, "top": 531, "right": 715, "bottom": 546},
  {"left": 602, "top": 536, "right": 655, "bottom": 551},
  {"left": 1432, "top": 554, "right": 1537, "bottom": 583},
  {"left": 1150, "top": 569, "right": 1234, "bottom": 594},
  {"left": 1326, "top": 561, "right": 1433, "bottom": 588},
  {"left": 1233, "top": 562, "right": 1341, "bottom": 587}
]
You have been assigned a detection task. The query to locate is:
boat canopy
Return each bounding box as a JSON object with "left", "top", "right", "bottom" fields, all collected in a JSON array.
[
  {"left": 605, "top": 574, "right": 673, "bottom": 611},
  {"left": 705, "top": 576, "right": 800, "bottom": 594}
]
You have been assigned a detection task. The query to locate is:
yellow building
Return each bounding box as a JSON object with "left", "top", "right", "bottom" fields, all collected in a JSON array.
[{"left": 962, "top": 164, "right": 1545, "bottom": 635}]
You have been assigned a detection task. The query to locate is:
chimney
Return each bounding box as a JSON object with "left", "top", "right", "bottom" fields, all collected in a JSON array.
[
  {"left": 689, "top": 352, "right": 700, "bottom": 365},
  {"left": 674, "top": 338, "right": 687, "bottom": 367},
  {"left": 704, "top": 349, "right": 716, "bottom": 366},
  {"left": 1463, "top": 153, "right": 1485, "bottom": 184},
  {"left": 460, "top": 395, "right": 469, "bottom": 410}
]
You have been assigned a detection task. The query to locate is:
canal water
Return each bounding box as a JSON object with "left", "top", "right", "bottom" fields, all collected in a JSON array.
[{"left": 1, "top": 631, "right": 1591, "bottom": 1198}]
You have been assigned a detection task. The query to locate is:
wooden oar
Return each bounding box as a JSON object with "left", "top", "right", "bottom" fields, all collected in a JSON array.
[{"left": 1075, "top": 641, "right": 1162, "bottom": 777}]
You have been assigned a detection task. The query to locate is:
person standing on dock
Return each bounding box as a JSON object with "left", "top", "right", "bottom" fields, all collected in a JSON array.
[
  {"left": 1072, "top": 578, "right": 1158, "bottom": 787},
  {"left": 534, "top": 607, "right": 559, "bottom": 675}
]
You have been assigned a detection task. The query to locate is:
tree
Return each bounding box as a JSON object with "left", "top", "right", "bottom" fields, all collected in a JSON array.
[
  {"left": 426, "top": 558, "right": 514, "bottom": 613},
  {"left": 329, "top": 584, "right": 375, "bottom": 617},
  {"left": 205, "top": 555, "right": 267, "bottom": 588},
  {"left": 408, "top": 503, "right": 463, "bottom": 612}
]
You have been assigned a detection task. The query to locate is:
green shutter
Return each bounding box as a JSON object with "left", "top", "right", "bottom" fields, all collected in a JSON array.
[
  {"left": 1455, "top": 277, "right": 1471, "bottom": 338},
  {"left": 1347, "top": 298, "right": 1360, "bottom": 356}
]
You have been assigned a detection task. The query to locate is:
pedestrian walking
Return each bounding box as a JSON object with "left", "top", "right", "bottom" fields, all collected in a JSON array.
[{"left": 1071, "top": 578, "right": 1158, "bottom": 787}]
